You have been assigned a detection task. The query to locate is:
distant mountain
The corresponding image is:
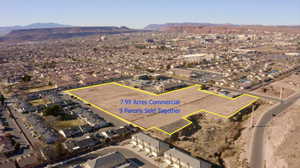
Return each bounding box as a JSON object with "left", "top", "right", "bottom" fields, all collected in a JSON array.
[
  {"left": 0, "top": 26, "right": 144, "bottom": 43},
  {"left": 0, "top": 23, "right": 71, "bottom": 36},
  {"left": 22, "top": 23, "right": 71, "bottom": 29},
  {"left": 144, "top": 22, "right": 234, "bottom": 30},
  {"left": 144, "top": 22, "right": 300, "bottom": 34}
]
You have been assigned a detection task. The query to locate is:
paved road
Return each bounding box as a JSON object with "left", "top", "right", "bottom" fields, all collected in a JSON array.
[
  {"left": 0, "top": 101, "right": 32, "bottom": 158},
  {"left": 6, "top": 103, "right": 37, "bottom": 148},
  {"left": 249, "top": 92, "right": 300, "bottom": 168}
]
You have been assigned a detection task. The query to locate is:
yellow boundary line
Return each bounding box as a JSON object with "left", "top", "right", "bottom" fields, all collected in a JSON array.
[{"left": 63, "top": 82, "right": 259, "bottom": 135}]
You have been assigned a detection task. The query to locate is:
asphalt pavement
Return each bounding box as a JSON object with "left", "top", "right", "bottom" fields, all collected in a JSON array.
[
  {"left": 0, "top": 103, "right": 32, "bottom": 158},
  {"left": 249, "top": 92, "right": 300, "bottom": 168}
]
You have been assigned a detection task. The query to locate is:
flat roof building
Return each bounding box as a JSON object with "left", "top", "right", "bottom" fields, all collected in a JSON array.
[
  {"left": 131, "top": 133, "right": 170, "bottom": 157},
  {"left": 164, "top": 148, "right": 212, "bottom": 168},
  {"left": 85, "top": 151, "right": 135, "bottom": 168}
]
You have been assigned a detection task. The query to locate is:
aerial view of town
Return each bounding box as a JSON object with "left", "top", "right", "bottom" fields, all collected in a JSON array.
[{"left": 0, "top": 1, "right": 299, "bottom": 168}]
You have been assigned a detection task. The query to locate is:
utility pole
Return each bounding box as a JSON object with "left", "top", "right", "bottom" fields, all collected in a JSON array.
[
  {"left": 250, "top": 104, "right": 255, "bottom": 128},
  {"left": 280, "top": 87, "right": 284, "bottom": 101}
]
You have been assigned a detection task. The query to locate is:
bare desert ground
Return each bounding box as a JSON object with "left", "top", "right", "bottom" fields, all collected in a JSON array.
[
  {"left": 265, "top": 99, "right": 300, "bottom": 168},
  {"left": 252, "top": 74, "right": 300, "bottom": 99},
  {"left": 67, "top": 82, "right": 258, "bottom": 134}
]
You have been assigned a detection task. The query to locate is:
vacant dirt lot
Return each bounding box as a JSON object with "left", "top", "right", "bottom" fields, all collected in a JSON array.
[
  {"left": 172, "top": 101, "right": 273, "bottom": 168},
  {"left": 67, "top": 82, "right": 258, "bottom": 134},
  {"left": 253, "top": 74, "right": 300, "bottom": 99}
]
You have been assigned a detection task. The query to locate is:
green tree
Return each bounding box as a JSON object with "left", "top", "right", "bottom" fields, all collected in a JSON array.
[
  {"left": 135, "top": 44, "right": 146, "bottom": 49},
  {"left": 43, "top": 104, "right": 62, "bottom": 116},
  {"left": 43, "top": 104, "right": 73, "bottom": 120},
  {"left": 55, "top": 143, "right": 67, "bottom": 155},
  {"left": 0, "top": 93, "right": 5, "bottom": 105},
  {"left": 22, "top": 74, "right": 32, "bottom": 82}
]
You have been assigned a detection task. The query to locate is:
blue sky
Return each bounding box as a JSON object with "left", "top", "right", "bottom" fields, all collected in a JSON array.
[{"left": 1, "top": 0, "right": 300, "bottom": 28}]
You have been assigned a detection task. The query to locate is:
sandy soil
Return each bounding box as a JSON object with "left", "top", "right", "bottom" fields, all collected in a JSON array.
[
  {"left": 252, "top": 74, "right": 300, "bottom": 99},
  {"left": 232, "top": 101, "right": 274, "bottom": 167},
  {"left": 171, "top": 101, "right": 273, "bottom": 168},
  {"left": 265, "top": 99, "right": 300, "bottom": 168},
  {"left": 68, "top": 83, "right": 257, "bottom": 133},
  {"left": 222, "top": 101, "right": 274, "bottom": 168}
]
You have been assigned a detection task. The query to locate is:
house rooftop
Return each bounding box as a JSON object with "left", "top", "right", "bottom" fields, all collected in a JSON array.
[
  {"left": 165, "top": 148, "right": 211, "bottom": 168},
  {"left": 86, "top": 151, "right": 128, "bottom": 168},
  {"left": 133, "top": 133, "right": 169, "bottom": 150}
]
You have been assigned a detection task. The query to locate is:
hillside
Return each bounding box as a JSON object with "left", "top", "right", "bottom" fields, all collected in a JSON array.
[
  {"left": 144, "top": 23, "right": 300, "bottom": 34},
  {"left": 0, "top": 23, "right": 70, "bottom": 36},
  {"left": 144, "top": 22, "right": 224, "bottom": 30},
  {"left": 0, "top": 26, "right": 141, "bottom": 43},
  {"left": 163, "top": 25, "right": 300, "bottom": 34},
  {"left": 265, "top": 99, "right": 300, "bottom": 168}
]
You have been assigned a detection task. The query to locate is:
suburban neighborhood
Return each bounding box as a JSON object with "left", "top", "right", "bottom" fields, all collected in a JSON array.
[{"left": 1, "top": 1, "right": 300, "bottom": 168}]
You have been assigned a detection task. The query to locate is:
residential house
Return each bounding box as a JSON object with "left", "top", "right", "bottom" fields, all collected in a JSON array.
[
  {"left": 164, "top": 148, "right": 212, "bottom": 168},
  {"left": 72, "top": 108, "right": 109, "bottom": 129},
  {"left": 59, "top": 127, "right": 83, "bottom": 138},
  {"left": 79, "top": 124, "right": 94, "bottom": 134},
  {"left": 63, "top": 137, "right": 100, "bottom": 153},
  {"left": 16, "top": 153, "right": 41, "bottom": 168},
  {"left": 101, "top": 125, "right": 136, "bottom": 140},
  {"left": 0, "top": 136, "right": 15, "bottom": 157},
  {"left": 131, "top": 133, "right": 170, "bottom": 157},
  {"left": 26, "top": 114, "right": 59, "bottom": 144},
  {"left": 85, "top": 151, "right": 136, "bottom": 168},
  {"left": 0, "top": 159, "right": 16, "bottom": 168},
  {"left": 18, "top": 101, "right": 36, "bottom": 113}
]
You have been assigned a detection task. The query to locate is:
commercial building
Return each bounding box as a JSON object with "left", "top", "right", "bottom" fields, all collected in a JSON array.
[
  {"left": 169, "top": 68, "right": 195, "bottom": 78},
  {"left": 179, "top": 53, "right": 214, "bottom": 64}
]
